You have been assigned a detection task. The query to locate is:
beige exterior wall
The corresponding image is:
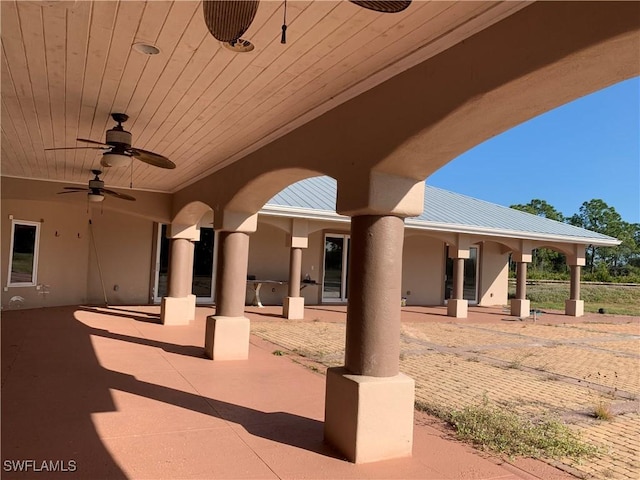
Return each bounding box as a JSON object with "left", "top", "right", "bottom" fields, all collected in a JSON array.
[
  {"left": 86, "top": 210, "right": 154, "bottom": 305},
  {"left": 302, "top": 230, "right": 328, "bottom": 305},
  {"left": 477, "top": 241, "right": 509, "bottom": 306},
  {"left": 401, "top": 234, "right": 445, "bottom": 306},
  {"left": 246, "top": 220, "right": 356, "bottom": 306},
  {"left": 246, "top": 222, "right": 290, "bottom": 306},
  {"left": 1, "top": 199, "right": 154, "bottom": 309},
  {"left": 2, "top": 199, "right": 90, "bottom": 309}
]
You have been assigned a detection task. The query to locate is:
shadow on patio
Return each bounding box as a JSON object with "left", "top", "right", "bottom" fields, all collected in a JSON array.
[
  {"left": 2, "top": 304, "right": 577, "bottom": 479},
  {"left": 1, "top": 306, "right": 340, "bottom": 479}
]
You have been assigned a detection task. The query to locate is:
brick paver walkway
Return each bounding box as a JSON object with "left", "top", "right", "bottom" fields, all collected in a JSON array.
[{"left": 249, "top": 306, "right": 640, "bottom": 480}]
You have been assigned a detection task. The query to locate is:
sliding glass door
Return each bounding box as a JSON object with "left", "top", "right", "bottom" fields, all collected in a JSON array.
[
  {"left": 444, "top": 246, "right": 479, "bottom": 304},
  {"left": 322, "top": 234, "right": 350, "bottom": 302},
  {"left": 153, "top": 224, "right": 216, "bottom": 304}
]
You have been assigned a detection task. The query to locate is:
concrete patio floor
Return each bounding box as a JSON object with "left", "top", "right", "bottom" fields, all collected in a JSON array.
[{"left": 2, "top": 304, "right": 628, "bottom": 480}]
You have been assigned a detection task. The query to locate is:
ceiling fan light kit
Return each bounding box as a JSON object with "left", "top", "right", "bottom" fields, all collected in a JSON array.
[
  {"left": 88, "top": 193, "right": 105, "bottom": 203},
  {"left": 101, "top": 152, "right": 131, "bottom": 168}
]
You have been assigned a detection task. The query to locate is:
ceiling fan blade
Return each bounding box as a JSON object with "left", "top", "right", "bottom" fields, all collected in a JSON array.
[
  {"left": 61, "top": 186, "right": 90, "bottom": 191},
  {"left": 45, "top": 146, "right": 107, "bottom": 151},
  {"left": 349, "top": 1, "right": 411, "bottom": 13},
  {"left": 203, "top": 0, "right": 259, "bottom": 42},
  {"left": 102, "top": 189, "right": 136, "bottom": 201},
  {"left": 129, "top": 148, "right": 176, "bottom": 169},
  {"left": 77, "top": 138, "right": 109, "bottom": 147},
  {"left": 57, "top": 189, "right": 88, "bottom": 195}
]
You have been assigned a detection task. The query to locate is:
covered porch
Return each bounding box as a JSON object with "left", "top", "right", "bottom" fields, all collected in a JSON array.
[{"left": 1, "top": 304, "right": 585, "bottom": 479}]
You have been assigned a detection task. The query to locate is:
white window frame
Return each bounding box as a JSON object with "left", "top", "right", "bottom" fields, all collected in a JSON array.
[
  {"left": 7, "top": 219, "right": 41, "bottom": 287},
  {"left": 322, "top": 233, "right": 350, "bottom": 303}
]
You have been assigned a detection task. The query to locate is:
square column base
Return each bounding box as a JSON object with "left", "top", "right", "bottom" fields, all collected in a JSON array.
[
  {"left": 204, "top": 316, "right": 250, "bottom": 360},
  {"left": 447, "top": 299, "right": 468, "bottom": 318},
  {"left": 565, "top": 299, "right": 584, "bottom": 317},
  {"left": 283, "top": 296, "right": 305, "bottom": 319},
  {"left": 510, "top": 298, "right": 530, "bottom": 318},
  {"left": 160, "top": 294, "right": 196, "bottom": 325},
  {"left": 324, "top": 367, "right": 414, "bottom": 464}
]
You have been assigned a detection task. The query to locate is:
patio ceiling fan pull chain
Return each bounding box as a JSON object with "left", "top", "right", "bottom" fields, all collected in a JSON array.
[{"left": 281, "top": 0, "right": 287, "bottom": 44}]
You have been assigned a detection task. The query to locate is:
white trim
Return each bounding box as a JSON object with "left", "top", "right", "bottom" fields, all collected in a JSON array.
[{"left": 7, "top": 219, "right": 41, "bottom": 288}]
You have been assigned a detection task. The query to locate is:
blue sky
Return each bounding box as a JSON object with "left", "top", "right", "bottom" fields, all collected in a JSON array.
[{"left": 427, "top": 76, "right": 640, "bottom": 224}]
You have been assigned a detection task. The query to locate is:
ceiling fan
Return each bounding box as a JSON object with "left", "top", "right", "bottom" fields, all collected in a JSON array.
[
  {"left": 57, "top": 170, "right": 136, "bottom": 203},
  {"left": 202, "top": 0, "right": 411, "bottom": 49},
  {"left": 45, "top": 113, "right": 176, "bottom": 170}
]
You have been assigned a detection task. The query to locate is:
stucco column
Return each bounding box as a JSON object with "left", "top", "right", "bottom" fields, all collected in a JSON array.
[
  {"left": 511, "top": 261, "right": 531, "bottom": 318},
  {"left": 283, "top": 219, "right": 309, "bottom": 320},
  {"left": 204, "top": 210, "right": 257, "bottom": 360},
  {"left": 565, "top": 264, "right": 584, "bottom": 316},
  {"left": 344, "top": 215, "right": 403, "bottom": 376},
  {"left": 161, "top": 228, "right": 198, "bottom": 326},
  {"left": 325, "top": 214, "right": 414, "bottom": 464},
  {"left": 214, "top": 231, "right": 250, "bottom": 318},
  {"left": 288, "top": 247, "right": 302, "bottom": 297},
  {"left": 205, "top": 231, "right": 250, "bottom": 359},
  {"left": 168, "top": 238, "right": 194, "bottom": 298},
  {"left": 447, "top": 257, "right": 468, "bottom": 318},
  {"left": 283, "top": 246, "right": 305, "bottom": 318}
]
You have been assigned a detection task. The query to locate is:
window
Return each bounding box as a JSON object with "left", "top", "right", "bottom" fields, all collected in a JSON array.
[{"left": 7, "top": 220, "right": 40, "bottom": 287}]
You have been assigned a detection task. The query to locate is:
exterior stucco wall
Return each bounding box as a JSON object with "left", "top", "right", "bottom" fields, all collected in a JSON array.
[
  {"left": 477, "top": 241, "right": 509, "bottom": 306},
  {"left": 86, "top": 210, "right": 154, "bottom": 305},
  {"left": 1, "top": 199, "right": 91, "bottom": 309},
  {"left": 245, "top": 220, "right": 350, "bottom": 306},
  {"left": 246, "top": 222, "right": 290, "bottom": 306},
  {"left": 401, "top": 234, "right": 445, "bottom": 306},
  {"left": 302, "top": 230, "right": 327, "bottom": 305},
  {"left": 1, "top": 199, "right": 154, "bottom": 308}
]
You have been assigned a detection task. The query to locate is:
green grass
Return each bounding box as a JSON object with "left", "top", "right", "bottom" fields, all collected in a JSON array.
[
  {"left": 416, "top": 398, "right": 597, "bottom": 460},
  {"left": 509, "top": 283, "right": 640, "bottom": 316}
]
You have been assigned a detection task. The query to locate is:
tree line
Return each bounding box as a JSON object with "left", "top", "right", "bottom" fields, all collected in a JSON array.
[{"left": 510, "top": 199, "right": 640, "bottom": 283}]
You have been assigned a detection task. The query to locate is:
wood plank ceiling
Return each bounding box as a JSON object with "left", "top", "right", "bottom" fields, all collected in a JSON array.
[{"left": 1, "top": 0, "right": 527, "bottom": 193}]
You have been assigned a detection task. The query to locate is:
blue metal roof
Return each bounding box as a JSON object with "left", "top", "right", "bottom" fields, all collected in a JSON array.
[{"left": 265, "top": 176, "right": 619, "bottom": 245}]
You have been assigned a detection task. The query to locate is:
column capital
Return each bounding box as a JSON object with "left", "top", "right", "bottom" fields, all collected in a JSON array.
[
  {"left": 336, "top": 171, "right": 424, "bottom": 218},
  {"left": 287, "top": 218, "right": 309, "bottom": 248},
  {"left": 213, "top": 209, "right": 258, "bottom": 233},
  {"left": 168, "top": 224, "right": 200, "bottom": 241},
  {"left": 448, "top": 234, "right": 471, "bottom": 259},
  {"left": 566, "top": 245, "right": 586, "bottom": 266},
  {"left": 512, "top": 252, "right": 532, "bottom": 263}
]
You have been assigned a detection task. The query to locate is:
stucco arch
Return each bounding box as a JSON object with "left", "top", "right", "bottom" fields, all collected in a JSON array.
[
  {"left": 172, "top": 200, "right": 212, "bottom": 227},
  {"left": 226, "top": 168, "right": 328, "bottom": 214}
]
